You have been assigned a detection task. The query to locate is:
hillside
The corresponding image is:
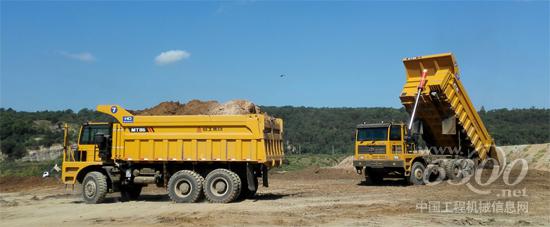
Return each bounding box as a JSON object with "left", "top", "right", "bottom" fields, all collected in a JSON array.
[{"left": 0, "top": 105, "right": 549, "bottom": 160}]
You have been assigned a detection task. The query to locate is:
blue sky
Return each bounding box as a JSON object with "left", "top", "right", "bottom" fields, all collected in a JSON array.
[{"left": 1, "top": 1, "right": 549, "bottom": 111}]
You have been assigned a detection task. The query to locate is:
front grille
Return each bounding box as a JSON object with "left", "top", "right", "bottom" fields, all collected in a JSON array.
[{"left": 358, "top": 145, "right": 386, "bottom": 154}]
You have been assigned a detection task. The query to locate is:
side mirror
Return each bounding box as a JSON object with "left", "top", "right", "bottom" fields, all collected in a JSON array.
[{"left": 351, "top": 131, "right": 356, "bottom": 142}]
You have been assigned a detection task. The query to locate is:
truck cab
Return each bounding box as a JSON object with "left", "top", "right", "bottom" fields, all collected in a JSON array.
[
  {"left": 73, "top": 123, "right": 112, "bottom": 162},
  {"left": 352, "top": 123, "right": 426, "bottom": 184}
]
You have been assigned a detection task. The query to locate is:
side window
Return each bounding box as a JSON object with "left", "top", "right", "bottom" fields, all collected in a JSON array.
[
  {"left": 390, "top": 125, "right": 402, "bottom": 141},
  {"left": 79, "top": 125, "right": 111, "bottom": 144},
  {"left": 80, "top": 126, "right": 92, "bottom": 144}
]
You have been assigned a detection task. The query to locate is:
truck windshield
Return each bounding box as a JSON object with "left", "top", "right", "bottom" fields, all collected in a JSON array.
[{"left": 357, "top": 127, "right": 388, "bottom": 141}]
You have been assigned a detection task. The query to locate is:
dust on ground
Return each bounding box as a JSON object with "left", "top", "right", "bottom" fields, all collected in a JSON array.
[{"left": 1, "top": 168, "right": 549, "bottom": 226}]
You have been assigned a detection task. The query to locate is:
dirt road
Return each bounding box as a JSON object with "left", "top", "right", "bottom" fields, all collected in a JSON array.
[{"left": 1, "top": 168, "right": 549, "bottom": 226}]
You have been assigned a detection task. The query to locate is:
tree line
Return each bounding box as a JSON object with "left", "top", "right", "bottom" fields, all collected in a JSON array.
[{"left": 0, "top": 106, "right": 548, "bottom": 160}]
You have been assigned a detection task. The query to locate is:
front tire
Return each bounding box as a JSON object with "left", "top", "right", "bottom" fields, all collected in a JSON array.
[
  {"left": 204, "top": 169, "right": 241, "bottom": 203},
  {"left": 409, "top": 162, "right": 425, "bottom": 185},
  {"left": 167, "top": 170, "right": 204, "bottom": 203},
  {"left": 82, "top": 171, "right": 108, "bottom": 204}
]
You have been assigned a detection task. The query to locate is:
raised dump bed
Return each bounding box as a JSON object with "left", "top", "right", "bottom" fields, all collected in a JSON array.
[{"left": 399, "top": 53, "right": 495, "bottom": 160}]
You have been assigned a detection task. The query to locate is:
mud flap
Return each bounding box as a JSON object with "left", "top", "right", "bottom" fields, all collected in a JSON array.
[
  {"left": 246, "top": 163, "right": 257, "bottom": 191},
  {"left": 261, "top": 165, "right": 269, "bottom": 187}
]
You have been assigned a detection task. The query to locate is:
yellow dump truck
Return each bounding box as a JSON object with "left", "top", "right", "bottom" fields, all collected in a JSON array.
[
  {"left": 353, "top": 53, "right": 498, "bottom": 184},
  {"left": 62, "top": 105, "right": 284, "bottom": 203}
]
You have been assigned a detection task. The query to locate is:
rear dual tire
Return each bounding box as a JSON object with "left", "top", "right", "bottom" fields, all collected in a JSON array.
[
  {"left": 168, "top": 170, "right": 204, "bottom": 203},
  {"left": 445, "top": 159, "right": 475, "bottom": 181},
  {"left": 204, "top": 169, "right": 241, "bottom": 203},
  {"left": 167, "top": 168, "right": 243, "bottom": 203}
]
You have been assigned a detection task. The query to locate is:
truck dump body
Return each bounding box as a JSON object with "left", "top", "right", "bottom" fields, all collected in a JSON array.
[
  {"left": 62, "top": 104, "right": 284, "bottom": 204},
  {"left": 97, "top": 105, "right": 284, "bottom": 166},
  {"left": 399, "top": 53, "right": 494, "bottom": 160}
]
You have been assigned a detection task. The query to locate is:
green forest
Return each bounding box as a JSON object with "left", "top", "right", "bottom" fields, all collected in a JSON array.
[{"left": 1, "top": 106, "right": 549, "bottom": 160}]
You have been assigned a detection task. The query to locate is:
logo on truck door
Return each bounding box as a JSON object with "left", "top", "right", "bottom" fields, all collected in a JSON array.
[{"left": 111, "top": 106, "right": 118, "bottom": 113}]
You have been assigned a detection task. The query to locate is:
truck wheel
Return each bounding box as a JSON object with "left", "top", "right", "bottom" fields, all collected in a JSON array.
[
  {"left": 204, "top": 169, "right": 241, "bottom": 203},
  {"left": 423, "top": 164, "right": 445, "bottom": 184},
  {"left": 445, "top": 160, "right": 462, "bottom": 181},
  {"left": 168, "top": 170, "right": 204, "bottom": 203},
  {"left": 120, "top": 185, "right": 143, "bottom": 201},
  {"left": 82, "top": 171, "right": 108, "bottom": 204},
  {"left": 446, "top": 159, "right": 475, "bottom": 181},
  {"left": 409, "top": 162, "right": 425, "bottom": 185},
  {"left": 461, "top": 159, "right": 475, "bottom": 177}
]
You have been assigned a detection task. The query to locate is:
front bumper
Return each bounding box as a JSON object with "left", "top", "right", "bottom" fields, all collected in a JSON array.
[{"left": 353, "top": 160, "right": 404, "bottom": 168}]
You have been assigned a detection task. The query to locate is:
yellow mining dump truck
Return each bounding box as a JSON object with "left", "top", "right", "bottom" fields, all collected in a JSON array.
[
  {"left": 353, "top": 53, "right": 499, "bottom": 185},
  {"left": 61, "top": 105, "right": 284, "bottom": 203}
]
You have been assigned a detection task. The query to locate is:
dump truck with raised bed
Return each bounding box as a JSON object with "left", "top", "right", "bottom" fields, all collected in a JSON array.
[
  {"left": 61, "top": 105, "right": 284, "bottom": 203},
  {"left": 353, "top": 53, "right": 500, "bottom": 184}
]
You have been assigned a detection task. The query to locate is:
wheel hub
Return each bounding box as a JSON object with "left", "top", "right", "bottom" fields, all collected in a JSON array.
[
  {"left": 85, "top": 181, "right": 96, "bottom": 198},
  {"left": 414, "top": 168, "right": 423, "bottom": 180},
  {"left": 210, "top": 178, "right": 229, "bottom": 196},
  {"left": 175, "top": 180, "right": 192, "bottom": 197}
]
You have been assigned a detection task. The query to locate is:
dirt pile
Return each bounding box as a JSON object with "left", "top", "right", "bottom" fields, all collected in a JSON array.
[
  {"left": 134, "top": 99, "right": 261, "bottom": 115},
  {"left": 499, "top": 143, "right": 549, "bottom": 172},
  {"left": 331, "top": 155, "right": 354, "bottom": 170}
]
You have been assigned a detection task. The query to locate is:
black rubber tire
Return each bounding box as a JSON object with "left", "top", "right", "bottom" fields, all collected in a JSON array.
[
  {"left": 445, "top": 160, "right": 462, "bottom": 181},
  {"left": 365, "top": 169, "right": 383, "bottom": 185},
  {"left": 82, "top": 171, "right": 108, "bottom": 204},
  {"left": 461, "top": 159, "right": 476, "bottom": 177},
  {"left": 120, "top": 184, "right": 143, "bottom": 201},
  {"left": 204, "top": 169, "right": 241, "bottom": 203},
  {"left": 409, "top": 162, "right": 425, "bottom": 185},
  {"left": 167, "top": 170, "right": 204, "bottom": 203},
  {"left": 239, "top": 177, "right": 258, "bottom": 200},
  {"left": 423, "top": 164, "right": 445, "bottom": 184}
]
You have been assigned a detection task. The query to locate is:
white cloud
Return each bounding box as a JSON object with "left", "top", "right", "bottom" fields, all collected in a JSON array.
[
  {"left": 59, "top": 51, "right": 96, "bottom": 62},
  {"left": 155, "top": 50, "right": 190, "bottom": 65}
]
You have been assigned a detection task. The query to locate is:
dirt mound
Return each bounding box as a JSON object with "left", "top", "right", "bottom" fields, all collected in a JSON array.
[
  {"left": 499, "top": 143, "right": 549, "bottom": 172},
  {"left": 331, "top": 156, "right": 354, "bottom": 170},
  {"left": 209, "top": 100, "right": 261, "bottom": 115},
  {"left": 134, "top": 99, "right": 261, "bottom": 116}
]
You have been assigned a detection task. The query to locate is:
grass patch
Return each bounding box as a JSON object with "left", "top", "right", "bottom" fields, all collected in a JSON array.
[
  {"left": 278, "top": 153, "right": 349, "bottom": 171},
  {"left": 0, "top": 158, "right": 60, "bottom": 177}
]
